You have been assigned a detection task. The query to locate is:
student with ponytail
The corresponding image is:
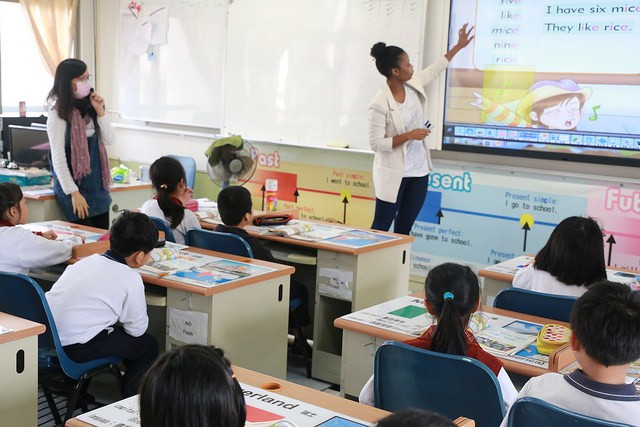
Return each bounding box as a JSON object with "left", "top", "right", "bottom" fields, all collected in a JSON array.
[
  {"left": 359, "top": 262, "right": 517, "bottom": 410},
  {"left": 140, "top": 156, "right": 201, "bottom": 244}
]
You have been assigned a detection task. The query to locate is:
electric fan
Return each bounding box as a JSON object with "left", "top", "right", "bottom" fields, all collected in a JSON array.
[{"left": 205, "top": 136, "right": 257, "bottom": 188}]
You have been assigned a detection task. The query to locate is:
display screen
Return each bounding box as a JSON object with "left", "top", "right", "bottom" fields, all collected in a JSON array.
[
  {"left": 442, "top": 0, "right": 640, "bottom": 166},
  {"left": 9, "top": 125, "right": 50, "bottom": 170}
]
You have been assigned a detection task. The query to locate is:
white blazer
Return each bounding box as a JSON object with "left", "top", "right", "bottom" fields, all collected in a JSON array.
[{"left": 368, "top": 56, "right": 449, "bottom": 203}]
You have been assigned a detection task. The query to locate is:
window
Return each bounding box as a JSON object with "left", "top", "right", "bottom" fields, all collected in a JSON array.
[{"left": 0, "top": 1, "right": 53, "bottom": 114}]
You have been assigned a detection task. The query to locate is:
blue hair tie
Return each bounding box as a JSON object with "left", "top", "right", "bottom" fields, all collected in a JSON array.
[{"left": 443, "top": 292, "right": 455, "bottom": 301}]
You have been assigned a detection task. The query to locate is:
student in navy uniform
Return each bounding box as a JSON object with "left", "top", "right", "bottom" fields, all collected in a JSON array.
[
  {"left": 140, "top": 156, "right": 201, "bottom": 245},
  {"left": 47, "top": 58, "right": 113, "bottom": 229},
  {"left": 0, "top": 182, "right": 82, "bottom": 274},
  {"left": 500, "top": 281, "right": 640, "bottom": 426},
  {"left": 359, "top": 263, "right": 517, "bottom": 410},
  {"left": 215, "top": 186, "right": 311, "bottom": 338},
  {"left": 139, "top": 345, "right": 246, "bottom": 427},
  {"left": 46, "top": 211, "right": 159, "bottom": 396}
]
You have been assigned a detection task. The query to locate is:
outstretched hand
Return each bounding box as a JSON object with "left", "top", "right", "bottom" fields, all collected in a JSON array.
[{"left": 455, "top": 23, "right": 475, "bottom": 49}]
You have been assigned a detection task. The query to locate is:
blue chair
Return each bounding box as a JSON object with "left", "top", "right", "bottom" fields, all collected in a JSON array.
[
  {"left": 0, "top": 272, "right": 122, "bottom": 425},
  {"left": 508, "top": 397, "right": 635, "bottom": 427},
  {"left": 168, "top": 154, "right": 196, "bottom": 190},
  {"left": 374, "top": 341, "right": 505, "bottom": 427},
  {"left": 185, "top": 228, "right": 253, "bottom": 257},
  {"left": 493, "top": 287, "right": 577, "bottom": 323},
  {"left": 148, "top": 216, "right": 176, "bottom": 243}
]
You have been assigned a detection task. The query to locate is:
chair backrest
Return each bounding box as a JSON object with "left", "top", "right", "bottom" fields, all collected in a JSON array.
[
  {"left": 374, "top": 341, "right": 505, "bottom": 427},
  {"left": 493, "top": 287, "right": 577, "bottom": 323},
  {"left": 186, "top": 228, "right": 253, "bottom": 258},
  {"left": 508, "top": 397, "right": 635, "bottom": 427},
  {"left": 148, "top": 216, "right": 176, "bottom": 243},
  {"left": 0, "top": 272, "right": 116, "bottom": 380},
  {"left": 167, "top": 154, "right": 196, "bottom": 190}
]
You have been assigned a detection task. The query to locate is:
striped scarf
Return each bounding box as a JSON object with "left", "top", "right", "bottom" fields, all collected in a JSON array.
[{"left": 69, "top": 109, "right": 112, "bottom": 190}]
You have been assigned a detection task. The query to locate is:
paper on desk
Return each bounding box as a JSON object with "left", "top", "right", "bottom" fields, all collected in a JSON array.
[
  {"left": 483, "top": 255, "right": 534, "bottom": 276},
  {"left": 318, "top": 268, "right": 353, "bottom": 300},
  {"left": 168, "top": 308, "right": 208, "bottom": 345},
  {"left": 74, "top": 384, "right": 372, "bottom": 427},
  {"left": 0, "top": 325, "right": 13, "bottom": 334}
]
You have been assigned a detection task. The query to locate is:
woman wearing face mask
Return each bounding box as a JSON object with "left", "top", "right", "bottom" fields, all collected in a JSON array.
[{"left": 47, "top": 59, "right": 113, "bottom": 229}]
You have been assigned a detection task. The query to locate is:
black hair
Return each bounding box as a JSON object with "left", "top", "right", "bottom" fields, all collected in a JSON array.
[
  {"left": 0, "top": 182, "right": 24, "bottom": 220},
  {"left": 571, "top": 280, "right": 640, "bottom": 367},
  {"left": 370, "top": 42, "right": 405, "bottom": 78},
  {"left": 47, "top": 58, "right": 98, "bottom": 125},
  {"left": 534, "top": 216, "right": 606, "bottom": 287},
  {"left": 424, "top": 263, "right": 480, "bottom": 356},
  {"left": 376, "top": 408, "right": 456, "bottom": 427},
  {"left": 217, "top": 186, "right": 252, "bottom": 226},
  {"left": 149, "top": 156, "right": 187, "bottom": 229},
  {"left": 109, "top": 211, "right": 158, "bottom": 257},
  {"left": 139, "top": 344, "right": 246, "bottom": 427}
]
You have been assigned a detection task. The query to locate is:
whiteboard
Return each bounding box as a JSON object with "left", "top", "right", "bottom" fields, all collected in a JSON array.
[
  {"left": 223, "top": 0, "right": 427, "bottom": 150},
  {"left": 117, "top": 0, "right": 227, "bottom": 127}
]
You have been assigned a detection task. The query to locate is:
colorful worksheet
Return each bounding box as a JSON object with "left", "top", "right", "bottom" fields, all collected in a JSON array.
[
  {"left": 20, "top": 221, "right": 104, "bottom": 243},
  {"left": 74, "top": 383, "right": 373, "bottom": 426}
]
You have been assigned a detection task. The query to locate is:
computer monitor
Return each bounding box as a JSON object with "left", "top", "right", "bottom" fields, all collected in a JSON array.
[
  {"left": 1, "top": 115, "right": 47, "bottom": 157},
  {"left": 8, "top": 125, "right": 50, "bottom": 170}
]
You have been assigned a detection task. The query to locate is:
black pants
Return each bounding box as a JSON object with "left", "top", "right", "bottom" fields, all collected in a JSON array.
[
  {"left": 290, "top": 279, "right": 311, "bottom": 328},
  {"left": 72, "top": 211, "right": 110, "bottom": 230},
  {"left": 64, "top": 327, "right": 159, "bottom": 397},
  {"left": 371, "top": 175, "right": 429, "bottom": 235}
]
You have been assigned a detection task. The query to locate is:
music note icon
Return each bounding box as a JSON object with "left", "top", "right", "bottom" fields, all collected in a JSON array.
[{"left": 589, "top": 105, "right": 601, "bottom": 121}]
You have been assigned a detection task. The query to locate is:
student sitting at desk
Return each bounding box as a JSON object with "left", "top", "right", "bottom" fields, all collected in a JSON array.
[
  {"left": 359, "top": 263, "right": 517, "bottom": 410},
  {"left": 140, "top": 156, "right": 201, "bottom": 245},
  {"left": 215, "top": 186, "right": 311, "bottom": 346},
  {"left": 513, "top": 216, "right": 606, "bottom": 297},
  {"left": 46, "top": 212, "right": 159, "bottom": 396},
  {"left": 0, "top": 182, "right": 82, "bottom": 274},
  {"left": 139, "top": 344, "right": 246, "bottom": 427},
  {"left": 500, "top": 281, "right": 640, "bottom": 426}
]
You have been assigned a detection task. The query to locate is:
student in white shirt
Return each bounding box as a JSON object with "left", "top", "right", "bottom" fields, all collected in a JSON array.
[
  {"left": 501, "top": 281, "right": 640, "bottom": 426},
  {"left": 513, "top": 216, "right": 606, "bottom": 297},
  {"left": 0, "top": 182, "right": 81, "bottom": 274},
  {"left": 139, "top": 156, "right": 201, "bottom": 245},
  {"left": 46, "top": 212, "right": 159, "bottom": 397}
]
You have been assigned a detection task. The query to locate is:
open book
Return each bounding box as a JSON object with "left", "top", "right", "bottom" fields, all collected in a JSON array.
[{"left": 264, "top": 220, "right": 316, "bottom": 236}]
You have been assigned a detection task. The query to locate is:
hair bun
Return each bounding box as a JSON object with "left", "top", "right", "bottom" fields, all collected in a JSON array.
[{"left": 370, "top": 42, "right": 387, "bottom": 59}]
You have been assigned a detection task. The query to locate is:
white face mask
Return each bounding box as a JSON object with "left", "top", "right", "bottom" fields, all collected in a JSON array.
[{"left": 74, "top": 80, "right": 92, "bottom": 99}]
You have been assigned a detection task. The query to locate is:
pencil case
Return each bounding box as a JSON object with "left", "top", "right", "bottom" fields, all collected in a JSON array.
[
  {"left": 254, "top": 213, "right": 292, "bottom": 226},
  {"left": 536, "top": 324, "right": 571, "bottom": 355}
]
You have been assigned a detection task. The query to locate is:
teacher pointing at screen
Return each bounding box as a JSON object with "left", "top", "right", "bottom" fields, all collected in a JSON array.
[{"left": 368, "top": 24, "right": 474, "bottom": 235}]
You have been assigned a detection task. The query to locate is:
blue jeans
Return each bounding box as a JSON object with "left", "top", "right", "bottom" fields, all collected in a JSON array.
[{"left": 371, "top": 175, "right": 429, "bottom": 235}]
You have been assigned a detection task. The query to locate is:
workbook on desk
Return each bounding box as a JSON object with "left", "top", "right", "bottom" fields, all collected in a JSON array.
[
  {"left": 342, "top": 295, "right": 550, "bottom": 368},
  {"left": 139, "top": 249, "right": 274, "bottom": 288},
  {"left": 20, "top": 222, "right": 104, "bottom": 243},
  {"left": 74, "top": 384, "right": 371, "bottom": 427}
]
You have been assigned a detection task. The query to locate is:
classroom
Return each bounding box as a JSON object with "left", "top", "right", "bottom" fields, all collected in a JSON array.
[{"left": 0, "top": 0, "right": 639, "bottom": 426}]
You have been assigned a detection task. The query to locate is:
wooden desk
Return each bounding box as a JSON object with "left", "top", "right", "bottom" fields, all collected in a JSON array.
[
  {"left": 334, "top": 295, "right": 575, "bottom": 397},
  {"left": 0, "top": 312, "right": 46, "bottom": 427},
  {"left": 23, "top": 182, "right": 152, "bottom": 223},
  {"left": 65, "top": 364, "right": 476, "bottom": 426},
  {"left": 28, "top": 220, "right": 295, "bottom": 379},
  {"left": 202, "top": 217, "right": 414, "bottom": 384}
]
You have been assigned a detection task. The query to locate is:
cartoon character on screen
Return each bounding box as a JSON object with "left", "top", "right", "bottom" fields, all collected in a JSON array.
[{"left": 471, "top": 79, "right": 592, "bottom": 130}]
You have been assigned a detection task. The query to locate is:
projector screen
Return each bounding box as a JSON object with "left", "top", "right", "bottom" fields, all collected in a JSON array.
[{"left": 442, "top": 0, "right": 640, "bottom": 166}]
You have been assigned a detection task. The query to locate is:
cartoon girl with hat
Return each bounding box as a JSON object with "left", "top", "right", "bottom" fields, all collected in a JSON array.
[{"left": 471, "top": 79, "right": 592, "bottom": 130}]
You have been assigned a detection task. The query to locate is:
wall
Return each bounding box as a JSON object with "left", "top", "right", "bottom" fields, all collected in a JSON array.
[{"left": 95, "top": 1, "right": 640, "bottom": 287}]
